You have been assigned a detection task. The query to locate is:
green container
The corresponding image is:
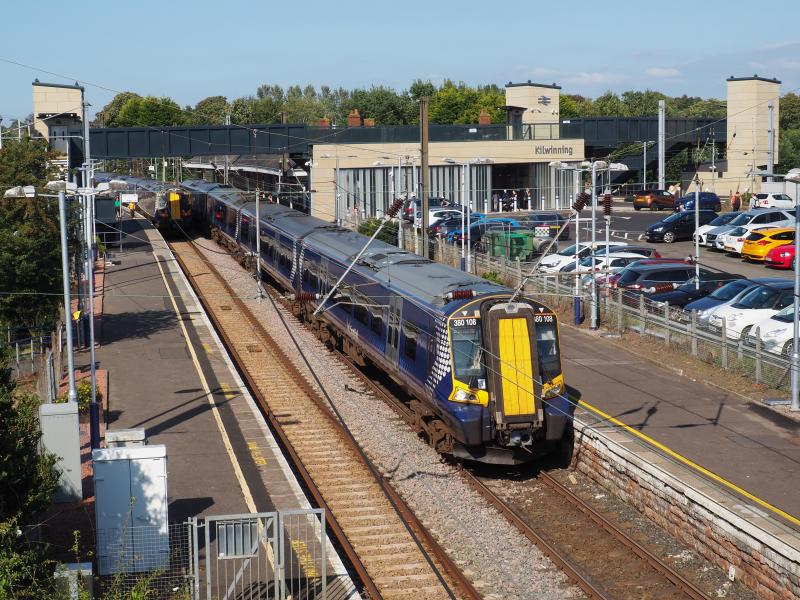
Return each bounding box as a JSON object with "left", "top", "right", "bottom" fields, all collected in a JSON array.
[{"left": 488, "top": 230, "right": 536, "bottom": 260}]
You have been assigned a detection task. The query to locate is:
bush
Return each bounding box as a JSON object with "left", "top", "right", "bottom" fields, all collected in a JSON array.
[
  {"left": 55, "top": 379, "right": 100, "bottom": 414},
  {"left": 481, "top": 271, "right": 505, "bottom": 285},
  {"left": 357, "top": 218, "right": 399, "bottom": 245}
]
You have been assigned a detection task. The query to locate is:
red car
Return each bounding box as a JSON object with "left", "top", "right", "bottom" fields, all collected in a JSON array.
[{"left": 764, "top": 243, "right": 795, "bottom": 269}]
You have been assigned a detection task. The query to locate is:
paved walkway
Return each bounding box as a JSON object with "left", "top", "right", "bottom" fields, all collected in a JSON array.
[{"left": 562, "top": 327, "right": 800, "bottom": 521}]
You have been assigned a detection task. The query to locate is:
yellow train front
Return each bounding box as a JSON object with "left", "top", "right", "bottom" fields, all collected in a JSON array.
[{"left": 441, "top": 295, "right": 573, "bottom": 466}]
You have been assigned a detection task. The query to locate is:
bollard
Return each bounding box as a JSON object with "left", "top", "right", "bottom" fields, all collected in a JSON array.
[{"left": 573, "top": 296, "right": 582, "bottom": 325}]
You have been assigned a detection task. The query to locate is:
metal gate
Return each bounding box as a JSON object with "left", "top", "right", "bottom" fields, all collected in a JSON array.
[{"left": 191, "top": 509, "right": 327, "bottom": 600}]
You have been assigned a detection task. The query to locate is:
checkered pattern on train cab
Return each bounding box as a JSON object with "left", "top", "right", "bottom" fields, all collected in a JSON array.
[{"left": 426, "top": 315, "right": 451, "bottom": 392}]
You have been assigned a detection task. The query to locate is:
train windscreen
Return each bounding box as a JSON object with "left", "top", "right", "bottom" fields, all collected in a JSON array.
[
  {"left": 534, "top": 320, "right": 561, "bottom": 384},
  {"left": 451, "top": 319, "right": 487, "bottom": 389}
]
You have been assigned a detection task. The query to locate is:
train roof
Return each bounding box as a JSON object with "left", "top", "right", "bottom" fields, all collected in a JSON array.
[{"left": 182, "top": 179, "right": 248, "bottom": 206}]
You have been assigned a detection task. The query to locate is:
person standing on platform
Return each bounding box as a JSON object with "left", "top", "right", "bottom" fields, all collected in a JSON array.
[{"left": 732, "top": 192, "right": 741, "bottom": 212}]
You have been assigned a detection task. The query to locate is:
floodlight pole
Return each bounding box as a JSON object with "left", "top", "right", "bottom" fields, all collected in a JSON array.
[
  {"left": 792, "top": 180, "right": 800, "bottom": 411},
  {"left": 694, "top": 176, "right": 700, "bottom": 291},
  {"left": 590, "top": 162, "right": 599, "bottom": 329},
  {"left": 59, "top": 192, "right": 78, "bottom": 403}
]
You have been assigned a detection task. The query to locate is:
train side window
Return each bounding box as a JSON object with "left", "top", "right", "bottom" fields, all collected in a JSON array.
[
  {"left": 370, "top": 308, "right": 383, "bottom": 335},
  {"left": 403, "top": 323, "right": 418, "bottom": 360},
  {"left": 354, "top": 292, "right": 369, "bottom": 326}
]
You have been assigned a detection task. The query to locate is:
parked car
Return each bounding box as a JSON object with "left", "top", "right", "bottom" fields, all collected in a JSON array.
[
  {"left": 749, "top": 192, "right": 796, "bottom": 210},
  {"left": 633, "top": 189, "right": 674, "bottom": 211},
  {"left": 603, "top": 258, "right": 688, "bottom": 289},
  {"left": 613, "top": 262, "right": 710, "bottom": 292},
  {"left": 707, "top": 280, "right": 794, "bottom": 340},
  {"left": 645, "top": 210, "right": 718, "bottom": 243},
  {"left": 740, "top": 227, "right": 795, "bottom": 261},
  {"left": 764, "top": 243, "right": 796, "bottom": 269},
  {"left": 415, "top": 207, "right": 463, "bottom": 229},
  {"left": 595, "top": 245, "right": 661, "bottom": 259},
  {"left": 704, "top": 209, "right": 795, "bottom": 249},
  {"left": 445, "top": 218, "right": 521, "bottom": 244},
  {"left": 428, "top": 215, "right": 480, "bottom": 237},
  {"left": 560, "top": 252, "right": 648, "bottom": 274},
  {"left": 646, "top": 273, "right": 744, "bottom": 308},
  {"left": 694, "top": 212, "right": 742, "bottom": 246},
  {"left": 674, "top": 192, "right": 722, "bottom": 212},
  {"left": 742, "top": 305, "right": 796, "bottom": 356},
  {"left": 537, "top": 241, "right": 629, "bottom": 273},
  {"left": 684, "top": 278, "right": 775, "bottom": 324},
  {"left": 519, "top": 212, "right": 571, "bottom": 240}
]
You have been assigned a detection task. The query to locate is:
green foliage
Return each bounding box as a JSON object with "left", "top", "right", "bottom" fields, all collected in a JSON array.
[
  {"left": 778, "top": 128, "right": 800, "bottom": 173},
  {"left": 429, "top": 80, "right": 505, "bottom": 124},
  {"left": 0, "top": 138, "right": 53, "bottom": 188},
  {"left": 481, "top": 271, "right": 505, "bottom": 285},
  {"left": 94, "top": 92, "right": 142, "bottom": 127},
  {"left": 357, "top": 218, "right": 398, "bottom": 245},
  {"left": 665, "top": 148, "right": 689, "bottom": 185},
  {"left": 0, "top": 195, "right": 63, "bottom": 330},
  {"left": 780, "top": 93, "right": 800, "bottom": 131},
  {"left": 189, "top": 95, "right": 229, "bottom": 125},
  {"left": 0, "top": 518, "right": 58, "bottom": 600},
  {"left": 55, "top": 379, "right": 100, "bottom": 413},
  {"left": 116, "top": 96, "right": 186, "bottom": 127},
  {"left": 346, "top": 87, "right": 416, "bottom": 125}
]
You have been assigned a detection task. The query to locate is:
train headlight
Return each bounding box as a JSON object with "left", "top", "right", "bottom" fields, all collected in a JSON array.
[
  {"left": 544, "top": 384, "right": 563, "bottom": 399},
  {"left": 453, "top": 388, "right": 479, "bottom": 403}
]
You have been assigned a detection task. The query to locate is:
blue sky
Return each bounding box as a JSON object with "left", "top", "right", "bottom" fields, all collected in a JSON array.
[{"left": 2, "top": 0, "right": 799, "bottom": 121}]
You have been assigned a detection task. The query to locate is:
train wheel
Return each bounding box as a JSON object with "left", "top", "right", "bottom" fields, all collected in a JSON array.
[{"left": 430, "top": 421, "right": 453, "bottom": 454}]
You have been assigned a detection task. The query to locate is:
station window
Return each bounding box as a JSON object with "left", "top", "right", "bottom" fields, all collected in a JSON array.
[{"left": 403, "top": 323, "right": 418, "bottom": 360}]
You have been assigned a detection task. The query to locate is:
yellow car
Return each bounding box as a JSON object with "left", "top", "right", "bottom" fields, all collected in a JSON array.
[{"left": 740, "top": 227, "right": 795, "bottom": 261}]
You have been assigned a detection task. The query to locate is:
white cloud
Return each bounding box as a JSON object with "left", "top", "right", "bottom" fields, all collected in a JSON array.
[
  {"left": 562, "top": 71, "right": 624, "bottom": 86},
  {"left": 646, "top": 67, "right": 681, "bottom": 78}
]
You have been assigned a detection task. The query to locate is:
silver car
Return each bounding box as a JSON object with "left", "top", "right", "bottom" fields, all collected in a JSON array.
[{"left": 704, "top": 209, "right": 795, "bottom": 249}]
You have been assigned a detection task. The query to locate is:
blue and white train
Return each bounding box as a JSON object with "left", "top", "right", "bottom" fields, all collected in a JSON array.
[{"left": 182, "top": 178, "right": 574, "bottom": 465}]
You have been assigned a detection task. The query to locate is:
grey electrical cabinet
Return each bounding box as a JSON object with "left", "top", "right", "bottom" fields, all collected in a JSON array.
[
  {"left": 93, "top": 445, "right": 169, "bottom": 575},
  {"left": 39, "top": 402, "right": 82, "bottom": 503}
]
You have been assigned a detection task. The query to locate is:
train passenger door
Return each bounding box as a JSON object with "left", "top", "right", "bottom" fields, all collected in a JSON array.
[
  {"left": 386, "top": 295, "right": 402, "bottom": 365},
  {"left": 482, "top": 303, "right": 541, "bottom": 428}
]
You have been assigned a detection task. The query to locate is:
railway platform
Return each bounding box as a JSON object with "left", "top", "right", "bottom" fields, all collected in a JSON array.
[{"left": 94, "top": 217, "right": 356, "bottom": 597}]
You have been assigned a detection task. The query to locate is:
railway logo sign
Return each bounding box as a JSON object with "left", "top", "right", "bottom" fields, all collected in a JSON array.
[{"left": 537, "top": 95, "right": 551, "bottom": 106}]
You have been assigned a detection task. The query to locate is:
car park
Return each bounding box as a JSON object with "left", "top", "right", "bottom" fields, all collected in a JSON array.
[
  {"left": 445, "top": 217, "right": 520, "bottom": 244},
  {"left": 704, "top": 209, "right": 795, "bottom": 249},
  {"left": 707, "top": 280, "right": 794, "bottom": 340},
  {"left": 560, "top": 251, "right": 649, "bottom": 274},
  {"left": 684, "top": 278, "right": 774, "bottom": 324},
  {"left": 646, "top": 272, "right": 743, "bottom": 308},
  {"left": 645, "top": 210, "right": 718, "bottom": 243},
  {"left": 693, "top": 212, "right": 741, "bottom": 245},
  {"left": 633, "top": 189, "right": 674, "bottom": 211},
  {"left": 674, "top": 192, "right": 722, "bottom": 212},
  {"left": 537, "top": 241, "right": 629, "bottom": 272},
  {"left": 764, "top": 243, "right": 795, "bottom": 269},
  {"left": 749, "top": 192, "right": 796, "bottom": 209},
  {"left": 740, "top": 227, "right": 794, "bottom": 261},
  {"left": 743, "top": 305, "right": 796, "bottom": 357}
]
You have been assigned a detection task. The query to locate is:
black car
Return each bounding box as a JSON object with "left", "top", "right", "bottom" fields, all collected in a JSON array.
[
  {"left": 646, "top": 273, "right": 744, "bottom": 308},
  {"left": 519, "top": 212, "right": 571, "bottom": 241},
  {"left": 645, "top": 210, "right": 718, "bottom": 243},
  {"left": 615, "top": 262, "right": 714, "bottom": 292}
]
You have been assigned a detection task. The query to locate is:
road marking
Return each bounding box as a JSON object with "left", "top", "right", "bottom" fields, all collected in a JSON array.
[
  {"left": 247, "top": 441, "right": 268, "bottom": 466},
  {"left": 577, "top": 398, "right": 800, "bottom": 527},
  {"left": 202, "top": 341, "right": 213, "bottom": 355},
  {"left": 220, "top": 381, "right": 239, "bottom": 398},
  {"left": 152, "top": 251, "right": 258, "bottom": 514}
]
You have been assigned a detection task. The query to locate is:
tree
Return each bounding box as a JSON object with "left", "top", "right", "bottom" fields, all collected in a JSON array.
[
  {"left": 780, "top": 93, "right": 800, "bottom": 132},
  {"left": 0, "top": 350, "right": 59, "bottom": 599},
  {"left": 93, "top": 92, "right": 141, "bottom": 127},
  {"left": 621, "top": 90, "right": 667, "bottom": 117},
  {"left": 0, "top": 195, "right": 63, "bottom": 330},
  {"left": 409, "top": 80, "right": 436, "bottom": 102},
  {"left": 592, "top": 91, "right": 625, "bottom": 117},
  {"left": 559, "top": 95, "right": 582, "bottom": 119},
  {"left": 0, "top": 138, "right": 53, "bottom": 188},
  {"left": 346, "top": 86, "right": 416, "bottom": 125},
  {"left": 777, "top": 128, "right": 800, "bottom": 174},
  {"left": 116, "top": 96, "right": 187, "bottom": 127},
  {"left": 191, "top": 96, "right": 229, "bottom": 125}
]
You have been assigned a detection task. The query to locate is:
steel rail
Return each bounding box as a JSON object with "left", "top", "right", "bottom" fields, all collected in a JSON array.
[{"left": 170, "top": 239, "right": 481, "bottom": 600}]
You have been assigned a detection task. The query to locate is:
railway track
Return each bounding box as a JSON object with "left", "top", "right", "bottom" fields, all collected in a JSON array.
[
  {"left": 335, "top": 347, "right": 717, "bottom": 600},
  {"left": 168, "top": 239, "right": 480, "bottom": 600}
]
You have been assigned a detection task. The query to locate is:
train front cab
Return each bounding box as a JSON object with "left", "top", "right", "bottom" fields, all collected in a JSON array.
[{"left": 448, "top": 297, "right": 572, "bottom": 465}]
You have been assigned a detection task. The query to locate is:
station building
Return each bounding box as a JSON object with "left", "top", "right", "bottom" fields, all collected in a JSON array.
[
  {"left": 309, "top": 82, "right": 585, "bottom": 221},
  {"left": 31, "top": 79, "right": 85, "bottom": 158}
]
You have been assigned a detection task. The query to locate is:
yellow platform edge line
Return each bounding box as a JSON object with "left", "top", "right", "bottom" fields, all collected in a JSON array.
[{"left": 577, "top": 398, "right": 800, "bottom": 528}]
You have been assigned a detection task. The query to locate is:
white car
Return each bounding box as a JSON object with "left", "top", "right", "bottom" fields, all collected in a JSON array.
[
  {"left": 537, "top": 241, "right": 629, "bottom": 273},
  {"left": 561, "top": 252, "right": 648, "bottom": 274},
  {"left": 721, "top": 222, "right": 780, "bottom": 254},
  {"left": 743, "top": 305, "right": 795, "bottom": 357},
  {"left": 749, "top": 192, "right": 796, "bottom": 210},
  {"left": 705, "top": 209, "right": 795, "bottom": 249},
  {"left": 707, "top": 282, "right": 794, "bottom": 340},
  {"left": 693, "top": 212, "right": 742, "bottom": 246}
]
